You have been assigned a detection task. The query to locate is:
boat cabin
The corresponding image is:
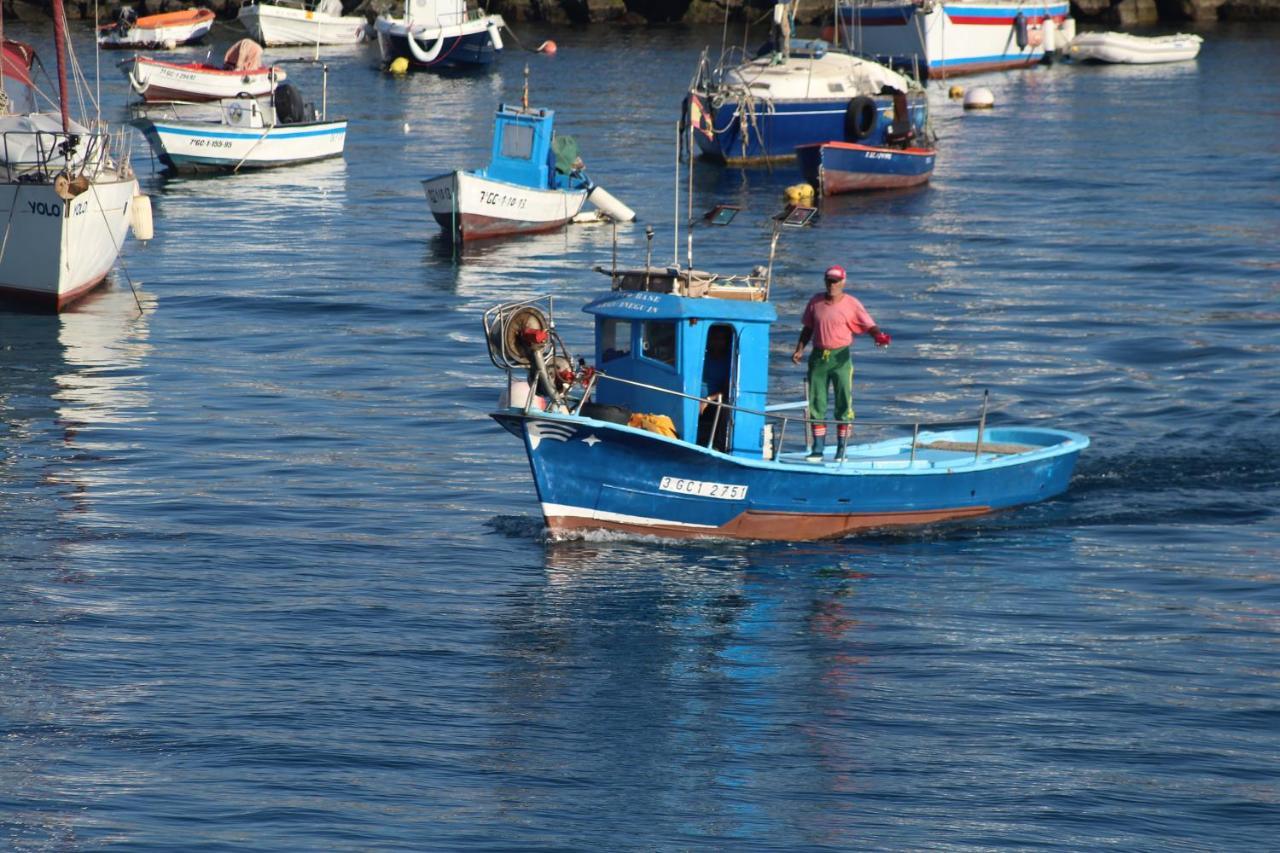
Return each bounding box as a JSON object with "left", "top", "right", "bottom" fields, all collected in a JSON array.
[
  {"left": 404, "top": 0, "right": 470, "bottom": 27},
  {"left": 584, "top": 270, "right": 776, "bottom": 458},
  {"left": 481, "top": 104, "right": 585, "bottom": 192}
]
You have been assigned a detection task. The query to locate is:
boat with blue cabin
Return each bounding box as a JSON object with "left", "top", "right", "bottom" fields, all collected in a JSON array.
[
  {"left": 483, "top": 232, "right": 1088, "bottom": 541},
  {"left": 835, "top": 0, "right": 1074, "bottom": 79},
  {"left": 375, "top": 0, "right": 504, "bottom": 71},
  {"left": 687, "top": 4, "right": 927, "bottom": 166},
  {"left": 423, "top": 78, "right": 633, "bottom": 241}
]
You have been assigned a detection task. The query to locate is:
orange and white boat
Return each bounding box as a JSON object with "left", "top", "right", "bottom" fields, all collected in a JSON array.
[
  {"left": 98, "top": 7, "right": 215, "bottom": 50},
  {"left": 123, "top": 39, "right": 286, "bottom": 103}
]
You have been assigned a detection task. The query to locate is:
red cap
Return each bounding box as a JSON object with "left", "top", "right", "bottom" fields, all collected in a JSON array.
[{"left": 824, "top": 265, "right": 846, "bottom": 282}]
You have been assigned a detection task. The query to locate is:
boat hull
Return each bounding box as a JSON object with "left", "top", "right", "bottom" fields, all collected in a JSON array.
[
  {"left": 797, "top": 141, "right": 935, "bottom": 194},
  {"left": 693, "top": 96, "right": 927, "bottom": 166},
  {"left": 839, "top": 0, "right": 1071, "bottom": 79},
  {"left": 125, "top": 58, "right": 284, "bottom": 103},
  {"left": 98, "top": 11, "right": 215, "bottom": 50},
  {"left": 0, "top": 176, "right": 138, "bottom": 311},
  {"left": 493, "top": 410, "right": 1087, "bottom": 541},
  {"left": 374, "top": 15, "right": 503, "bottom": 69},
  {"left": 238, "top": 3, "right": 368, "bottom": 46},
  {"left": 423, "top": 170, "right": 588, "bottom": 242},
  {"left": 1068, "top": 32, "right": 1202, "bottom": 64},
  {"left": 133, "top": 118, "right": 347, "bottom": 173}
]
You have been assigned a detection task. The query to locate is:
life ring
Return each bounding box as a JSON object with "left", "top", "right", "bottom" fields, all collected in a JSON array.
[{"left": 843, "top": 96, "right": 878, "bottom": 142}]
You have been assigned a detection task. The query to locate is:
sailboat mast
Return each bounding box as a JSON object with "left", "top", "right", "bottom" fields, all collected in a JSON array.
[{"left": 50, "top": 0, "right": 71, "bottom": 132}]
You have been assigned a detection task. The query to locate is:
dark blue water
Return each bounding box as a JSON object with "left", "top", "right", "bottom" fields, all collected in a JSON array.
[{"left": 3, "top": 17, "right": 1278, "bottom": 850}]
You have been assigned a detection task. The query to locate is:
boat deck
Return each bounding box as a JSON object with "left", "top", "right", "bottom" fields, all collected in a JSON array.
[{"left": 775, "top": 438, "right": 1045, "bottom": 470}]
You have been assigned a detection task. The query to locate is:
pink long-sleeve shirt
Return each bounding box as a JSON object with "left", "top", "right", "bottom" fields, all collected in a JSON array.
[{"left": 801, "top": 294, "right": 877, "bottom": 350}]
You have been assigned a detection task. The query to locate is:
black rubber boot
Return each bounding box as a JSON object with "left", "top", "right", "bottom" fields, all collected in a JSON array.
[{"left": 806, "top": 427, "right": 824, "bottom": 462}]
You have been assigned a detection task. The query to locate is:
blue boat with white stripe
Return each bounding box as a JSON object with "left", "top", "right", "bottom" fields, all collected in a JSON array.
[
  {"left": 131, "top": 77, "right": 346, "bottom": 174},
  {"left": 483, "top": 237, "right": 1088, "bottom": 541}
]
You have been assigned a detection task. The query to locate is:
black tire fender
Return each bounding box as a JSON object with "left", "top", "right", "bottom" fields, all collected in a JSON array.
[{"left": 844, "top": 96, "right": 878, "bottom": 142}]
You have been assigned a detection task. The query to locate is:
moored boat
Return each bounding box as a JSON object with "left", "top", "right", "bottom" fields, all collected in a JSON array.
[
  {"left": 1068, "top": 31, "right": 1203, "bottom": 64},
  {"left": 375, "top": 0, "right": 504, "bottom": 71},
  {"left": 423, "top": 78, "right": 633, "bottom": 242},
  {"left": 97, "top": 7, "right": 215, "bottom": 50},
  {"left": 796, "top": 88, "right": 936, "bottom": 194},
  {"left": 0, "top": 30, "right": 144, "bottom": 311},
  {"left": 124, "top": 39, "right": 285, "bottom": 103},
  {"left": 796, "top": 140, "right": 935, "bottom": 194},
  {"left": 688, "top": 5, "right": 927, "bottom": 166},
  {"left": 482, "top": 235, "right": 1088, "bottom": 541},
  {"left": 131, "top": 80, "right": 346, "bottom": 173},
  {"left": 836, "top": 0, "right": 1074, "bottom": 79},
  {"left": 238, "top": 0, "right": 369, "bottom": 47}
]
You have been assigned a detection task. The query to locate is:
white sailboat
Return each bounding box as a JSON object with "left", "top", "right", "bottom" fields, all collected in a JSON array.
[{"left": 0, "top": 7, "right": 144, "bottom": 311}]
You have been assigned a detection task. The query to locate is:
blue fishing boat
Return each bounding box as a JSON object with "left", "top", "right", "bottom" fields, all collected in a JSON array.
[
  {"left": 796, "top": 140, "right": 935, "bottom": 195},
  {"left": 795, "top": 88, "right": 936, "bottom": 194},
  {"left": 686, "top": 4, "right": 927, "bottom": 165},
  {"left": 483, "top": 235, "right": 1088, "bottom": 541}
]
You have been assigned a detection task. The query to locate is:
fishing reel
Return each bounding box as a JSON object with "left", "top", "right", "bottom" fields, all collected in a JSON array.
[{"left": 483, "top": 297, "right": 583, "bottom": 407}]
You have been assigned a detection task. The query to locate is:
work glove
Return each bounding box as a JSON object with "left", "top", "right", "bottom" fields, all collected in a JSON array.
[{"left": 873, "top": 332, "right": 891, "bottom": 348}]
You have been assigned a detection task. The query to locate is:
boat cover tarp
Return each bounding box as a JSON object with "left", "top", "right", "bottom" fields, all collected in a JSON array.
[
  {"left": 0, "top": 113, "right": 93, "bottom": 172},
  {"left": 552, "top": 135, "right": 580, "bottom": 174},
  {"left": 224, "top": 38, "right": 264, "bottom": 71}
]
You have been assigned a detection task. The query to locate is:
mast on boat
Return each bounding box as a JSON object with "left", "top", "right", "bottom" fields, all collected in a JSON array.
[{"left": 50, "top": 0, "right": 71, "bottom": 132}]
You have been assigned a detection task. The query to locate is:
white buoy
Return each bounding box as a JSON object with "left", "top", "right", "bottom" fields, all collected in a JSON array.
[
  {"left": 403, "top": 122, "right": 411, "bottom": 133},
  {"left": 129, "top": 194, "right": 154, "bottom": 242},
  {"left": 587, "top": 186, "right": 635, "bottom": 222},
  {"left": 964, "top": 87, "right": 996, "bottom": 110}
]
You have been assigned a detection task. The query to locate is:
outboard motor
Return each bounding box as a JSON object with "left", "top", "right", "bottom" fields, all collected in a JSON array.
[{"left": 273, "top": 83, "right": 306, "bottom": 125}]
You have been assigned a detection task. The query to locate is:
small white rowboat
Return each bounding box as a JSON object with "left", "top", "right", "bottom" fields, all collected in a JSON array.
[{"left": 238, "top": 0, "right": 369, "bottom": 47}]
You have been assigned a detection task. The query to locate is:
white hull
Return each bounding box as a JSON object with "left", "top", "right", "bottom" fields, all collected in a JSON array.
[
  {"left": 126, "top": 58, "right": 285, "bottom": 103},
  {"left": 239, "top": 3, "right": 369, "bottom": 46},
  {"left": 136, "top": 117, "right": 347, "bottom": 172},
  {"left": 841, "top": 0, "right": 1072, "bottom": 78},
  {"left": 423, "top": 170, "right": 587, "bottom": 241},
  {"left": 1069, "top": 32, "right": 1203, "bottom": 64},
  {"left": 98, "top": 18, "right": 213, "bottom": 49},
  {"left": 0, "top": 176, "right": 138, "bottom": 309}
]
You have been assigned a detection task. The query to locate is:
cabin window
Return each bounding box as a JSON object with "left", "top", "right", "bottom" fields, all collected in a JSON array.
[
  {"left": 601, "top": 319, "right": 632, "bottom": 361},
  {"left": 500, "top": 123, "right": 535, "bottom": 160},
  {"left": 641, "top": 321, "right": 676, "bottom": 367}
]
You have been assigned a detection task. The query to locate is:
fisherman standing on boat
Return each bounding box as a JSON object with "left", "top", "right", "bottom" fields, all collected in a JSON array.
[{"left": 792, "top": 265, "right": 890, "bottom": 462}]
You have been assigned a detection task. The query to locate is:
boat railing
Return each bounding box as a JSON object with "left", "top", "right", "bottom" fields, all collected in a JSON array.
[
  {"left": 548, "top": 369, "right": 998, "bottom": 461},
  {"left": 0, "top": 129, "right": 112, "bottom": 182}
]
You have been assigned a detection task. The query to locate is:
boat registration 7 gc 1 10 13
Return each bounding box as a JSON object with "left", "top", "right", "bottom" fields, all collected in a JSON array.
[{"left": 659, "top": 476, "right": 748, "bottom": 501}]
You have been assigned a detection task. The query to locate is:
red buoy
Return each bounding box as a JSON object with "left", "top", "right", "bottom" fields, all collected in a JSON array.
[{"left": 538, "top": 40, "right": 558, "bottom": 56}]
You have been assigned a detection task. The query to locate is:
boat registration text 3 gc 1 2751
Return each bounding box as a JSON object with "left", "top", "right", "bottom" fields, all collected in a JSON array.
[{"left": 659, "top": 476, "right": 748, "bottom": 501}]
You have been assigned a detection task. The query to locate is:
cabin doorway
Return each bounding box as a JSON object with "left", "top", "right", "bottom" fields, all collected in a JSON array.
[{"left": 698, "top": 324, "right": 735, "bottom": 452}]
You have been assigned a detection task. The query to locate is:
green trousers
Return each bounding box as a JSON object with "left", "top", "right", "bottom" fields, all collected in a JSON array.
[{"left": 807, "top": 346, "right": 853, "bottom": 432}]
